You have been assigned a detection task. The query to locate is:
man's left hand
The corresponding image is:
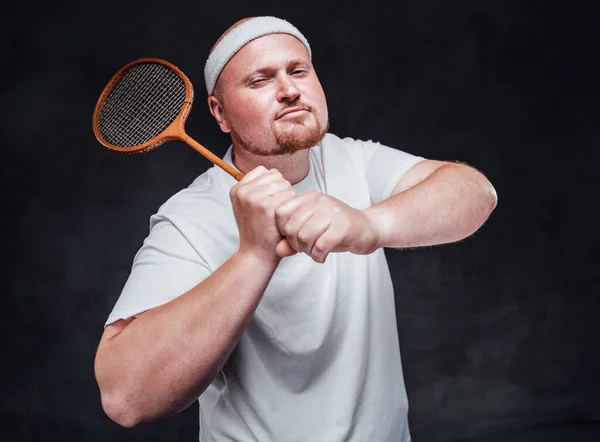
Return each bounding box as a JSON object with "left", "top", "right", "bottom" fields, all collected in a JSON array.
[{"left": 274, "top": 191, "right": 380, "bottom": 263}]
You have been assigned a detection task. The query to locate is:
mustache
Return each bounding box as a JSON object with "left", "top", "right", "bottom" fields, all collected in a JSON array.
[{"left": 275, "top": 103, "right": 313, "bottom": 119}]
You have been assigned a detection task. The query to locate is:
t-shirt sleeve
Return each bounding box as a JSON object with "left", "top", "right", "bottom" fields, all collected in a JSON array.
[
  {"left": 343, "top": 138, "right": 426, "bottom": 204},
  {"left": 105, "top": 214, "right": 211, "bottom": 326}
]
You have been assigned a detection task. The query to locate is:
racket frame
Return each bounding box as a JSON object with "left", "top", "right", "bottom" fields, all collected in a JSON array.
[{"left": 93, "top": 58, "right": 243, "bottom": 180}]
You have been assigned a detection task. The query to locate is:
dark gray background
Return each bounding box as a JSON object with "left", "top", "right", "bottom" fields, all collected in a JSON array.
[{"left": 2, "top": 1, "right": 599, "bottom": 441}]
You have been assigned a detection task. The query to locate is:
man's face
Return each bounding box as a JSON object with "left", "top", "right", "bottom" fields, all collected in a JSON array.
[{"left": 214, "top": 33, "right": 329, "bottom": 156}]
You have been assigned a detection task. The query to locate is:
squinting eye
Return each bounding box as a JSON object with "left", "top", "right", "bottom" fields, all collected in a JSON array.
[{"left": 250, "top": 78, "right": 268, "bottom": 86}]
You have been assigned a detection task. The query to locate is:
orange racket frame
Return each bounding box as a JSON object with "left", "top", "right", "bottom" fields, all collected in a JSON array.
[{"left": 92, "top": 58, "right": 244, "bottom": 181}]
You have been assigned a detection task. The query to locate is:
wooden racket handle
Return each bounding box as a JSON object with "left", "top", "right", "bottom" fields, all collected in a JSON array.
[{"left": 183, "top": 135, "right": 244, "bottom": 181}]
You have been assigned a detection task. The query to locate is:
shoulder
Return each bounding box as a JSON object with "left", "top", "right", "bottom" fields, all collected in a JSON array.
[
  {"left": 320, "top": 133, "right": 379, "bottom": 149},
  {"left": 320, "top": 133, "right": 383, "bottom": 157},
  {"left": 316, "top": 133, "right": 383, "bottom": 170},
  {"left": 153, "top": 166, "right": 231, "bottom": 224}
]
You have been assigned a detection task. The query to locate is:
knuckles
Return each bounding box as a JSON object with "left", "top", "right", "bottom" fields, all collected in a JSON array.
[
  {"left": 313, "top": 237, "right": 328, "bottom": 255},
  {"left": 255, "top": 165, "right": 268, "bottom": 173},
  {"left": 269, "top": 168, "right": 282, "bottom": 178},
  {"left": 296, "top": 228, "right": 312, "bottom": 244},
  {"left": 283, "top": 222, "right": 295, "bottom": 237},
  {"left": 316, "top": 193, "right": 330, "bottom": 203},
  {"left": 232, "top": 186, "right": 249, "bottom": 203},
  {"left": 274, "top": 206, "right": 286, "bottom": 219},
  {"left": 230, "top": 176, "right": 354, "bottom": 264}
]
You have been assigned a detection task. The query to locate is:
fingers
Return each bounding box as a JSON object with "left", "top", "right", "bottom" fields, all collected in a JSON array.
[
  {"left": 231, "top": 168, "right": 296, "bottom": 214},
  {"left": 275, "top": 238, "right": 297, "bottom": 258},
  {"left": 270, "top": 189, "right": 299, "bottom": 212},
  {"left": 231, "top": 171, "right": 357, "bottom": 263},
  {"left": 275, "top": 192, "right": 348, "bottom": 262},
  {"left": 291, "top": 212, "right": 332, "bottom": 256},
  {"left": 234, "top": 165, "right": 270, "bottom": 189},
  {"left": 232, "top": 167, "right": 288, "bottom": 197},
  {"left": 310, "top": 226, "right": 346, "bottom": 263},
  {"left": 229, "top": 166, "right": 298, "bottom": 261},
  {"left": 275, "top": 191, "right": 319, "bottom": 234},
  {"left": 282, "top": 217, "right": 343, "bottom": 263}
]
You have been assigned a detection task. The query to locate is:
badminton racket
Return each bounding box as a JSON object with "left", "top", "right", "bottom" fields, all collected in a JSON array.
[{"left": 92, "top": 58, "right": 244, "bottom": 181}]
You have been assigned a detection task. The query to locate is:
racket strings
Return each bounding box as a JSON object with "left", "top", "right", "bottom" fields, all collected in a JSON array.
[{"left": 98, "top": 63, "right": 187, "bottom": 147}]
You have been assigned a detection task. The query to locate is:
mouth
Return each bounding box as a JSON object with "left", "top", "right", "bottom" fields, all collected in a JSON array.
[{"left": 276, "top": 107, "right": 310, "bottom": 120}]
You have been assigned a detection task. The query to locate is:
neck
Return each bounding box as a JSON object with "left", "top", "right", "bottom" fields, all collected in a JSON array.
[{"left": 232, "top": 145, "right": 310, "bottom": 184}]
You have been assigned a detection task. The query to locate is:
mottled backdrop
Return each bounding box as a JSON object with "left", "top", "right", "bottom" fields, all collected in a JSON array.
[{"left": 2, "top": 1, "right": 599, "bottom": 441}]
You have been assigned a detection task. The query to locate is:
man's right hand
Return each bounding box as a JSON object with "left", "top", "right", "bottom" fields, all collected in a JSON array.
[
  {"left": 230, "top": 166, "right": 297, "bottom": 262},
  {"left": 97, "top": 166, "right": 300, "bottom": 427}
]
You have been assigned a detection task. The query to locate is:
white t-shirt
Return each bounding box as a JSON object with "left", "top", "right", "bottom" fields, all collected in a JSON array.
[{"left": 106, "top": 133, "right": 425, "bottom": 442}]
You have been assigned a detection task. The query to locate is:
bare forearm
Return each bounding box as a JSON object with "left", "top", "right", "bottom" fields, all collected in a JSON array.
[
  {"left": 95, "top": 250, "right": 279, "bottom": 427},
  {"left": 365, "top": 163, "right": 497, "bottom": 249}
]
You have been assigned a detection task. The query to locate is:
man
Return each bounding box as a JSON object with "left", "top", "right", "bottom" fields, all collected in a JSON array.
[{"left": 94, "top": 16, "right": 497, "bottom": 441}]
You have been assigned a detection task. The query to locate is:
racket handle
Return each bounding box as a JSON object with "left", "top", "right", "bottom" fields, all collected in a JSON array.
[{"left": 183, "top": 135, "right": 244, "bottom": 181}]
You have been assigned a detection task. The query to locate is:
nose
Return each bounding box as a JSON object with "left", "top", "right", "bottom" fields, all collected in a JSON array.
[{"left": 276, "top": 75, "right": 300, "bottom": 103}]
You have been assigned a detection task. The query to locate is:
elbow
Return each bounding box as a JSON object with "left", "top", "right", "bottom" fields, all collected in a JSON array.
[
  {"left": 96, "top": 362, "right": 146, "bottom": 428},
  {"left": 467, "top": 176, "right": 497, "bottom": 237},
  {"left": 483, "top": 178, "right": 498, "bottom": 215},
  {"left": 95, "top": 345, "right": 146, "bottom": 427},
  {"left": 100, "top": 388, "right": 144, "bottom": 428},
  {"left": 454, "top": 162, "right": 498, "bottom": 217},
  {"left": 468, "top": 164, "right": 497, "bottom": 217},
  {"left": 463, "top": 171, "right": 498, "bottom": 238}
]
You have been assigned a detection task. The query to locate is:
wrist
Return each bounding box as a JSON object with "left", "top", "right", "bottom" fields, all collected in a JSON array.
[
  {"left": 236, "top": 246, "right": 282, "bottom": 270},
  {"left": 362, "top": 206, "right": 388, "bottom": 252}
]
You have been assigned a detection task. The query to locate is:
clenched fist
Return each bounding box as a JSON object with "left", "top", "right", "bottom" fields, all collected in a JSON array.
[
  {"left": 274, "top": 191, "right": 380, "bottom": 263},
  {"left": 230, "top": 166, "right": 297, "bottom": 263}
]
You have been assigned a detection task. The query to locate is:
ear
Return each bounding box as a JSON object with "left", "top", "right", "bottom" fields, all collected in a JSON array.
[{"left": 207, "top": 95, "right": 231, "bottom": 133}]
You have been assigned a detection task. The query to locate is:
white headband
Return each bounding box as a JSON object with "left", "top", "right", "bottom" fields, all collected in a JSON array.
[{"left": 204, "top": 16, "right": 312, "bottom": 95}]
